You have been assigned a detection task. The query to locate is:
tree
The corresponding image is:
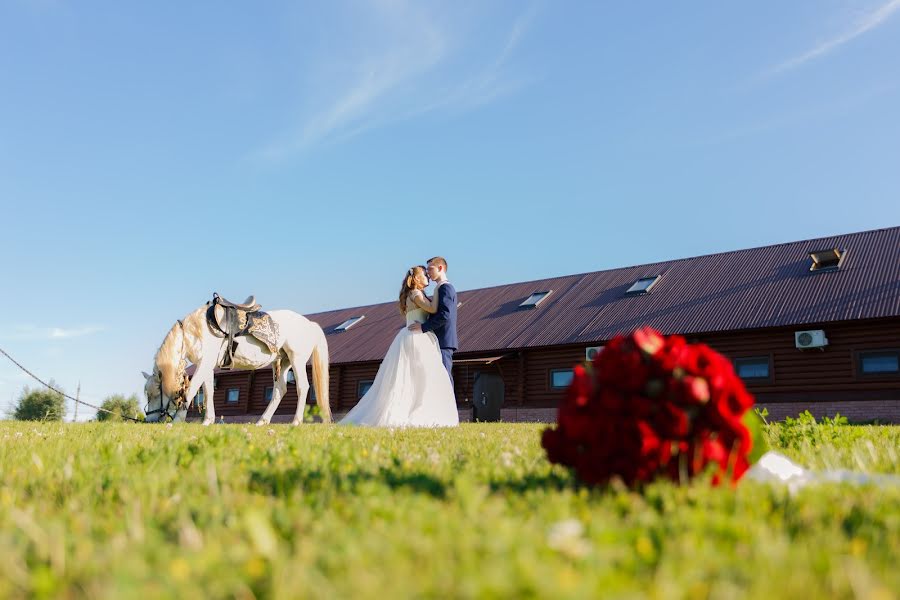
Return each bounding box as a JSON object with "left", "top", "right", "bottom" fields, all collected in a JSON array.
[
  {"left": 13, "top": 383, "right": 66, "bottom": 421},
  {"left": 96, "top": 394, "right": 144, "bottom": 422}
]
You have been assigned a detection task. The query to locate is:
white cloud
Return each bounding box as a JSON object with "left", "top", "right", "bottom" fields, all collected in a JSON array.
[
  {"left": 49, "top": 326, "right": 103, "bottom": 339},
  {"left": 1, "top": 325, "right": 104, "bottom": 342},
  {"left": 413, "top": 2, "right": 541, "bottom": 116},
  {"left": 767, "top": 0, "right": 900, "bottom": 75},
  {"left": 255, "top": 2, "right": 539, "bottom": 160}
]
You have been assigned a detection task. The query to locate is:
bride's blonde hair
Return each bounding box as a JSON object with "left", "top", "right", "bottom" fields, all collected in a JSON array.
[{"left": 399, "top": 265, "right": 427, "bottom": 314}]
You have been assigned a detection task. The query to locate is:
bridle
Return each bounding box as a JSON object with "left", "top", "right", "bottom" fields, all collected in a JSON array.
[
  {"left": 144, "top": 377, "right": 182, "bottom": 422},
  {"left": 144, "top": 320, "right": 189, "bottom": 422}
]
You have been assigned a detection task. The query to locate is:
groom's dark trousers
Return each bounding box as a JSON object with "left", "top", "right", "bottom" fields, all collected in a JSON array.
[
  {"left": 422, "top": 282, "right": 458, "bottom": 392},
  {"left": 440, "top": 349, "right": 455, "bottom": 390}
]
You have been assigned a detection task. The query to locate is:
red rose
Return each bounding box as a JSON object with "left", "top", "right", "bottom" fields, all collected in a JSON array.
[{"left": 542, "top": 327, "right": 757, "bottom": 487}]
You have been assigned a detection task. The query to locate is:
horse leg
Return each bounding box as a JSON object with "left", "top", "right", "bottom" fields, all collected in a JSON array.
[
  {"left": 290, "top": 357, "right": 311, "bottom": 426},
  {"left": 187, "top": 364, "right": 216, "bottom": 426},
  {"left": 183, "top": 370, "right": 205, "bottom": 420},
  {"left": 257, "top": 355, "right": 289, "bottom": 426},
  {"left": 198, "top": 379, "right": 212, "bottom": 424},
  {"left": 196, "top": 336, "right": 226, "bottom": 425}
]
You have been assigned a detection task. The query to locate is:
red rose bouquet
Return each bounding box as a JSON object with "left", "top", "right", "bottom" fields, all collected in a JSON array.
[{"left": 542, "top": 327, "right": 766, "bottom": 486}]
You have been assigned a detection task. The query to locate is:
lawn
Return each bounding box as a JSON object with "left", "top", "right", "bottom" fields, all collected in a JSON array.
[{"left": 0, "top": 416, "right": 898, "bottom": 599}]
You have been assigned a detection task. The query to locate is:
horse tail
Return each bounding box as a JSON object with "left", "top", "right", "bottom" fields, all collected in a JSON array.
[{"left": 311, "top": 323, "right": 331, "bottom": 423}]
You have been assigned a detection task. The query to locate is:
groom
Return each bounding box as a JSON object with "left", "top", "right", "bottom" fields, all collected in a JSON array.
[{"left": 409, "top": 256, "right": 458, "bottom": 390}]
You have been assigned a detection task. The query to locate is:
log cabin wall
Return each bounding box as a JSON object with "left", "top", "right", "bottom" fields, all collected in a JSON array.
[
  {"left": 210, "top": 321, "right": 900, "bottom": 423},
  {"left": 506, "top": 317, "right": 900, "bottom": 421},
  {"left": 204, "top": 227, "right": 900, "bottom": 423}
]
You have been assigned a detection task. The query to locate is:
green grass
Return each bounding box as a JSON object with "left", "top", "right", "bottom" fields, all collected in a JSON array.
[{"left": 1, "top": 417, "right": 898, "bottom": 599}]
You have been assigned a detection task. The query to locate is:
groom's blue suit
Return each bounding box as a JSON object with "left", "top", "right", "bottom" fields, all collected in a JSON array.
[{"left": 421, "top": 282, "right": 458, "bottom": 390}]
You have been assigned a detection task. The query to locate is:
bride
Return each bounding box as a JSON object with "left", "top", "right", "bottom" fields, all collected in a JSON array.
[{"left": 340, "top": 266, "right": 460, "bottom": 427}]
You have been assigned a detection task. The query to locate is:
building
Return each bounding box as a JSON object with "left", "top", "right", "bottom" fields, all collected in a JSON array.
[{"left": 205, "top": 226, "right": 900, "bottom": 424}]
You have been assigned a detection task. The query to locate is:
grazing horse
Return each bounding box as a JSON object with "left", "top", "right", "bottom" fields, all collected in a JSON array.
[{"left": 143, "top": 301, "right": 330, "bottom": 426}]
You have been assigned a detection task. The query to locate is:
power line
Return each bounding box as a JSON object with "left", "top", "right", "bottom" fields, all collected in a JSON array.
[{"left": 0, "top": 346, "right": 143, "bottom": 423}]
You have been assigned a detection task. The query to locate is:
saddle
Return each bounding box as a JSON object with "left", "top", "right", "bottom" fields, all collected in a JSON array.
[
  {"left": 206, "top": 293, "right": 279, "bottom": 368},
  {"left": 216, "top": 295, "right": 261, "bottom": 311}
]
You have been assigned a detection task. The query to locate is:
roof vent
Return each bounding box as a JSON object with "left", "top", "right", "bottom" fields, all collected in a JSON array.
[
  {"left": 334, "top": 316, "right": 365, "bottom": 332},
  {"left": 625, "top": 275, "right": 660, "bottom": 295},
  {"left": 809, "top": 248, "right": 845, "bottom": 272},
  {"left": 519, "top": 290, "right": 552, "bottom": 309}
]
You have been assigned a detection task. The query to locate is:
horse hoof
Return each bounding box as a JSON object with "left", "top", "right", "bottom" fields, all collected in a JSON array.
[
  {"left": 291, "top": 419, "right": 301, "bottom": 426},
  {"left": 202, "top": 420, "right": 213, "bottom": 427},
  {"left": 256, "top": 420, "right": 268, "bottom": 427}
]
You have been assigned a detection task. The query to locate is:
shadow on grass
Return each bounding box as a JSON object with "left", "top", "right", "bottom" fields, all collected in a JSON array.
[
  {"left": 487, "top": 472, "right": 576, "bottom": 494},
  {"left": 248, "top": 465, "right": 448, "bottom": 499},
  {"left": 249, "top": 466, "right": 580, "bottom": 499}
]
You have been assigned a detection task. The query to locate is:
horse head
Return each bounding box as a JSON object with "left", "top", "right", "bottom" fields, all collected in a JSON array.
[
  {"left": 143, "top": 367, "right": 189, "bottom": 422},
  {"left": 143, "top": 319, "right": 192, "bottom": 422}
]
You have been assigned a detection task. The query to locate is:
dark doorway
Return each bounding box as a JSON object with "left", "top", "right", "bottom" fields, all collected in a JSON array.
[{"left": 472, "top": 372, "right": 504, "bottom": 422}]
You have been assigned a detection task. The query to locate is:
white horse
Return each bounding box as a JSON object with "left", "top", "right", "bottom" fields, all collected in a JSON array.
[{"left": 142, "top": 303, "right": 331, "bottom": 426}]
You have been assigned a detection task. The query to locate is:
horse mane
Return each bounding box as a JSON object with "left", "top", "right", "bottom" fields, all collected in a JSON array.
[
  {"left": 181, "top": 306, "right": 206, "bottom": 358},
  {"left": 154, "top": 325, "right": 185, "bottom": 398},
  {"left": 154, "top": 306, "right": 205, "bottom": 397}
]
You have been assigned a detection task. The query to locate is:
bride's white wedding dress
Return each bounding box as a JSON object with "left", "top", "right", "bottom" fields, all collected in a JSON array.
[{"left": 340, "top": 306, "right": 459, "bottom": 427}]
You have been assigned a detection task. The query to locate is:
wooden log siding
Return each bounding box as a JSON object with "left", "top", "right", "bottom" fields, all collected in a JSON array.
[
  {"left": 217, "top": 365, "right": 328, "bottom": 417},
  {"left": 336, "top": 363, "right": 380, "bottom": 411},
  {"left": 209, "top": 317, "right": 900, "bottom": 422},
  {"left": 247, "top": 373, "right": 302, "bottom": 416},
  {"left": 213, "top": 371, "right": 253, "bottom": 416},
  {"left": 699, "top": 318, "right": 900, "bottom": 403},
  {"left": 521, "top": 345, "right": 587, "bottom": 407},
  {"left": 513, "top": 318, "right": 900, "bottom": 410}
]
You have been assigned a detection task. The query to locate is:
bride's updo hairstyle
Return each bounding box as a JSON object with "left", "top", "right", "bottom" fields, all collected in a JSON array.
[{"left": 399, "top": 265, "right": 427, "bottom": 314}]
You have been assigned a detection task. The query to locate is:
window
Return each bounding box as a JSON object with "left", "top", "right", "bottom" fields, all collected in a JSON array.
[
  {"left": 335, "top": 316, "right": 365, "bottom": 332},
  {"left": 194, "top": 388, "right": 205, "bottom": 409},
  {"left": 734, "top": 356, "right": 771, "bottom": 381},
  {"left": 287, "top": 370, "right": 295, "bottom": 383},
  {"left": 357, "top": 380, "right": 374, "bottom": 399},
  {"left": 226, "top": 388, "right": 240, "bottom": 403},
  {"left": 859, "top": 351, "right": 900, "bottom": 375},
  {"left": 519, "top": 291, "right": 552, "bottom": 309},
  {"left": 809, "top": 248, "right": 846, "bottom": 272},
  {"left": 626, "top": 276, "right": 660, "bottom": 295},
  {"left": 264, "top": 387, "right": 273, "bottom": 403},
  {"left": 550, "top": 369, "right": 574, "bottom": 389}
]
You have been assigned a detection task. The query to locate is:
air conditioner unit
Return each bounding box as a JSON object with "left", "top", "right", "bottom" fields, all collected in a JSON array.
[
  {"left": 795, "top": 330, "right": 828, "bottom": 349},
  {"left": 585, "top": 346, "right": 603, "bottom": 361}
]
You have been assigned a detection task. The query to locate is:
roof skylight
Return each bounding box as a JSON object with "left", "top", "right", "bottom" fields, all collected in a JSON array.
[
  {"left": 625, "top": 276, "right": 660, "bottom": 295},
  {"left": 809, "top": 248, "right": 845, "bottom": 272},
  {"left": 334, "top": 316, "right": 365, "bottom": 332},
  {"left": 519, "top": 290, "right": 552, "bottom": 309}
]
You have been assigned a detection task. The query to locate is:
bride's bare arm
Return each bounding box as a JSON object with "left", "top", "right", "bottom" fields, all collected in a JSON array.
[{"left": 410, "top": 290, "right": 438, "bottom": 314}]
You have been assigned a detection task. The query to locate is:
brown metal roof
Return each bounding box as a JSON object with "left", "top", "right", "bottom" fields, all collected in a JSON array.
[{"left": 307, "top": 226, "right": 900, "bottom": 364}]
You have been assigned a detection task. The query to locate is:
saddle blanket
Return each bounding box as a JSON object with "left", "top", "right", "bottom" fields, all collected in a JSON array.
[{"left": 242, "top": 311, "right": 280, "bottom": 354}]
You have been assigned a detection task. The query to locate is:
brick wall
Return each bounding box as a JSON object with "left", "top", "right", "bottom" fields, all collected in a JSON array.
[
  {"left": 758, "top": 400, "right": 900, "bottom": 423},
  {"left": 199, "top": 402, "right": 900, "bottom": 425}
]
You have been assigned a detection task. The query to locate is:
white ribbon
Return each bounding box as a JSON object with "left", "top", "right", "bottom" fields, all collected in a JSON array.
[{"left": 745, "top": 451, "right": 900, "bottom": 493}]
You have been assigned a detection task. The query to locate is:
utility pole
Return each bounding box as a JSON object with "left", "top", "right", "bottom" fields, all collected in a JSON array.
[{"left": 73, "top": 381, "right": 80, "bottom": 422}]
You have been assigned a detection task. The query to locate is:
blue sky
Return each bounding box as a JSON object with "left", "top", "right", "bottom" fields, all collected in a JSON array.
[{"left": 2, "top": 1, "right": 899, "bottom": 418}]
